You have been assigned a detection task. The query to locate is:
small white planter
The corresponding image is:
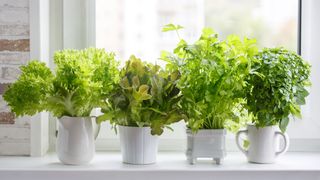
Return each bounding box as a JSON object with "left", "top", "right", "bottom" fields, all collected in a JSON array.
[
  {"left": 186, "top": 129, "right": 227, "bottom": 165},
  {"left": 56, "top": 116, "right": 95, "bottom": 165},
  {"left": 236, "top": 124, "right": 289, "bottom": 164},
  {"left": 119, "top": 126, "right": 159, "bottom": 165}
]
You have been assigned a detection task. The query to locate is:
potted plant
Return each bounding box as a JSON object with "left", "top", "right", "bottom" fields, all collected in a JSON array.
[
  {"left": 162, "top": 25, "right": 258, "bottom": 165},
  {"left": 3, "top": 48, "right": 119, "bottom": 165},
  {"left": 98, "top": 55, "right": 184, "bottom": 165},
  {"left": 236, "top": 48, "right": 311, "bottom": 163}
]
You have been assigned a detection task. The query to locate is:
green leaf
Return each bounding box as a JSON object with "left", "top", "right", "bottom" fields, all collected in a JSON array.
[
  {"left": 280, "top": 117, "right": 289, "bottom": 132},
  {"left": 102, "top": 55, "right": 184, "bottom": 135},
  {"left": 243, "top": 140, "right": 250, "bottom": 150},
  {"left": 97, "top": 113, "right": 113, "bottom": 124},
  {"left": 161, "top": 24, "right": 183, "bottom": 32},
  {"left": 4, "top": 48, "right": 119, "bottom": 118},
  {"left": 246, "top": 48, "right": 310, "bottom": 129}
]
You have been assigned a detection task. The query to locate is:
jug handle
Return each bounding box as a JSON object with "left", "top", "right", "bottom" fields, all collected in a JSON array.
[
  {"left": 275, "top": 131, "right": 289, "bottom": 156},
  {"left": 91, "top": 116, "right": 101, "bottom": 140},
  {"left": 236, "top": 129, "right": 249, "bottom": 156}
]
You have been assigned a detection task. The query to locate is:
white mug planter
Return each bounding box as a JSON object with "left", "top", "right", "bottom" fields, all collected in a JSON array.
[
  {"left": 236, "top": 124, "right": 289, "bottom": 164},
  {"left": 186, "top": 129, "right": 226, "bottom": 165},
  {"left": 56, "top": 116, "right": 98, "bottom": 165},
  {"left": 119, "top": 126, "right": 159, "bottom": 165}
]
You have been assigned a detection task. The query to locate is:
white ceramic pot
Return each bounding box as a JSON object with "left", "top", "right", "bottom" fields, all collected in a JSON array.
[
  {"left": 186, "top": 129, "right": 226, "bottom": 165},
  {"left": 119, "top": 126, "right": 159, "bottom": 165},
  {"left": 236, "top": 124, "right": 289, "bottom": 164},
  {"left": 56, "top": 116, "right": 96, "bottom": 165}
]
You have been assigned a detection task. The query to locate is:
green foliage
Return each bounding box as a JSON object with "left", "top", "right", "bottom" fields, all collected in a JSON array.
[
  {"left": 162, "top": 26, "right": 258, "bottom": 132},
  {"left": 245, "top": 48, "right": 311, "bottom": 132},
  {"left": 4, "top": 48, "right": 119, "bottom": 118},
  {"left": 98, "top": 55, "right": 184, "bottom": 135},
  {"left": 3, "top": 61, "right": 53, "bottom": 116},
  {"left": 162, "top": 24, "right": 184, "bottom": 32}
]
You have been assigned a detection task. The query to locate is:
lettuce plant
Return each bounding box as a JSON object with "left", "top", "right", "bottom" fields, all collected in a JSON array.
[
  {"left": 245, "top": 48, "right": 311, "bottom": 132},
  {"left": 162, "top": 26, "right": 258, "bottom": 132},
  {"left": 98, "top": 55, "right": 184, "bottom": 135},
  {"left": 4, "top": 48, "right": 119, "bottom": 118}
]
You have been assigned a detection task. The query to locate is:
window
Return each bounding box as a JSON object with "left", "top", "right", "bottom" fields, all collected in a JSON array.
[
  {"left": 96, "top": 0, "right": 298, "bottom": 62},
  {"left": 94, "top": 0, "right": 302, "bottom": 151}
]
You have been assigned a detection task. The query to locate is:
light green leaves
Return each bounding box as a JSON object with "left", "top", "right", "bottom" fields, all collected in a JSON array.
[
  {"left": 4, "top": 48, "right": 119, "bottom": 118},
  {"left": 133, "top": 85, "right": 152, "bottom": 101},
  {"left": 162, "top": 25, "right": 258, "bottom": 132},
  {"left": 3, "top": 61, "right": 53, "bottom": 117},
  {"left": 99, "top": 55, "right": 184, "bottom": 135},
  {"left": 161, "top": 24, "right": 184, "bottom": 32}
]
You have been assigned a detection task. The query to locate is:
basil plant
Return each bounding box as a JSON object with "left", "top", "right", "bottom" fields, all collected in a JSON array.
[{"left": 245, "top": 48, "right": 311, "bottom": 132}]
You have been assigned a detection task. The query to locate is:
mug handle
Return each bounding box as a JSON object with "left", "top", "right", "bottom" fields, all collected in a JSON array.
[
  {"left": 275, "top": 131, "right": 290, "bottom": 156},
  {"left": 236, "top": 130, "right": 249, "bottom": 156}
]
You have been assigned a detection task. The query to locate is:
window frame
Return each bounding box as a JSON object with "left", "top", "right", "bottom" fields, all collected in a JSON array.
[{"left": 47, "top": 0, "right": 320, "bottom": 153}]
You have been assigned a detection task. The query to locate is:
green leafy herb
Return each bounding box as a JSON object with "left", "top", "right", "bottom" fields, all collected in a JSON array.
[
  {"left": 162, "top": 25, "right": 258, "bottom": 132},
  {"left": 98, "top": 55, "right": 184, "bottom": 135},
  {"left": 245, "top": 48, "right": 311, "bottom": 132},
  {"left": 4, "top": 48, "right": 119, "bottom": 118}
]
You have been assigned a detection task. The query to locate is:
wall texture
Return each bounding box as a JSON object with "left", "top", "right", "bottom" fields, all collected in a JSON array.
[{"left": 0, "top": 0, "right": 31, "bottom": 155}]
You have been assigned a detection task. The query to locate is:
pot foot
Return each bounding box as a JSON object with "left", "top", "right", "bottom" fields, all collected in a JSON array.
[
  {"left": 214, "top": 158, "right": 221, "bottom": 165},
  {"left": 188, "top": 158, "right": 196, "bottom": 165}
]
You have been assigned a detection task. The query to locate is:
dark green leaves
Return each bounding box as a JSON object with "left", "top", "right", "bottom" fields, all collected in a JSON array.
[{"left": 245, "top": 48, "right": 311, "bottom": 132}]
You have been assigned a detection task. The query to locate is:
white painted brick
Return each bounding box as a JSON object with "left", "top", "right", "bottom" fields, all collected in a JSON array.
[
  {"left": 0, "top": 95, "right": 9, "bottom": 112},
  {"left": 0, "top": 96, "right": 31, "bottom": 127},
  {"left": 0, "top": 0, "right": 31, "bottom": 156},
  {"left": 0, "top": 141, "right": 30, "bottom": 155},
  {"left": 0, "top": 52, "right": 29, "bottom": 65},
  {"left": 0, "top": 24, "right": 29, "bottom": 36},
  {"left": 0, "top": 7, "right": 29, "bottom": 25},
  {"left": 0, "top": 126, "right": 30, "bottom": 139},
  {"left": 0, "top": 65, "right": 21, "bottom": 83},
  {"left": 0, "top": 0, "right": 29, "bottom": 9}
]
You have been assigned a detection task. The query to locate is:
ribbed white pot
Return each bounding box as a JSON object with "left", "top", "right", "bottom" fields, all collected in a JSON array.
[
  {"left": 119, "top": 126, "right": 159, "bottom": 165},
  {"left": 56, "top": 116, "right": 95, "bottom": 165},
  {"left": 186, "top": 129, "right": 227, "bottom": 165},
  {"left": 236, "top": 125, "right": 289, "bottom": 164}
]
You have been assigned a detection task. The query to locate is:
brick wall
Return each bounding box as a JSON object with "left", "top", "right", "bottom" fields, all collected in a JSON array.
[{"left": 0, "top": 0, "right": 31, "bottom": 155}]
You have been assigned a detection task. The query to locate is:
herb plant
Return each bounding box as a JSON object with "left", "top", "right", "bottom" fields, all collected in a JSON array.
[
  {"left": 4, "top": 48, "right": 119, "bottom": 118},
  {"left": 245, "top": 48, "right": 311, "bottom": 132},
  {"left": 98, "top": 55, "right": 184, "bottom": 135},
  {"left": 162, "top": 26, "right": 258, "bottom": 132}
]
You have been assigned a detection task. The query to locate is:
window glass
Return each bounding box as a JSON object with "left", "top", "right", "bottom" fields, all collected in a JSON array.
[
  {"left": 96, "top": 0, "right": 298, "bottom": 62},
  {"left": 95, "top": 0, "right": 299, "bottom": 148}
]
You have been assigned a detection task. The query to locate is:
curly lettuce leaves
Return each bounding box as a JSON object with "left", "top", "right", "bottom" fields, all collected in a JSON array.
[
  {"left": 4, "top": 48, "right": 119, "bottom": 118},
  {"left": 3, "top": 61, "right": 54, "bottom": 116}
]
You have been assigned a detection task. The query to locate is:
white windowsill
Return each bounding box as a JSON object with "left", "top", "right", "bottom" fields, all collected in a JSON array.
[{"left": 0, "top": 152, "right": 320, "bottom": 180}]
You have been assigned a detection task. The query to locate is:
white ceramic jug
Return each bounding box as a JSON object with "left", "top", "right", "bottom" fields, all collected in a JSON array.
[
  {"left": 56, "top": 116, "right": 97, "bottom": 165},
  {"left": 236, "top": 124, "right": 289, "bottom": 163}
]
